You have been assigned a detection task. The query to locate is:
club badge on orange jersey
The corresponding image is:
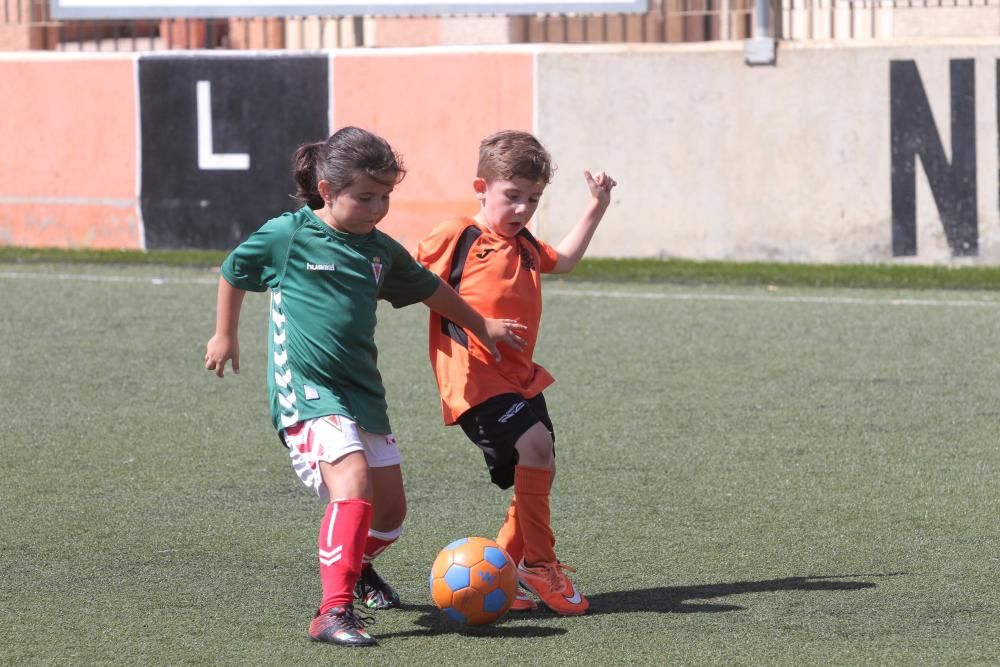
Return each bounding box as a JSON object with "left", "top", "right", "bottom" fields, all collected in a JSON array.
[
  {"left": 371, "top": 256, "right": 383, "bottom": 283},
  {"left": 518, "top": 245, "right": 536, "bottom": 270}
]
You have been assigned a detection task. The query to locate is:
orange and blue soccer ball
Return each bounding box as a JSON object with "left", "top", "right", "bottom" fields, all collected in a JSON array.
[{"left": 429, "top": 536, "right": 518, "bottom": 626}]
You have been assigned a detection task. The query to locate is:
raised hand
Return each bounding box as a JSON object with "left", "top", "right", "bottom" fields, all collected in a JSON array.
[{"left": 583, "top": 170, "right": 617, "bottom": 209}]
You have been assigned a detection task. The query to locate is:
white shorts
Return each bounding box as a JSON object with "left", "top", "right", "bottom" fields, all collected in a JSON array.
[{"left": 281, "top": 415, "right": 402, "bottom": 500}]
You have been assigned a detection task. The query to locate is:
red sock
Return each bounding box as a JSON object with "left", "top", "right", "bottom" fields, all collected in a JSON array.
[
  {"left": 318, "top": 498, "right": 372, "bottom": 613},
  {"left": 362, "top": 525, "right": 403, "bottom": 566},
  {"left": 495, "top": 495, "right": 524, "bottom": 565},
  {"left": 513, "top": 466, "right": 556, "bottom": 566}
]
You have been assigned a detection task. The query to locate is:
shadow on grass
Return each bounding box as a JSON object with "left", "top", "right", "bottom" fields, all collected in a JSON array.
[
  {"left": 375, "top": 573, "right": 905, "bottom": 638},
  {"left": 377, "top": 603, "right": 569, "bottom": 640},
  {"left": 585, "top": 573, "right": 906, "bottom": 615}
]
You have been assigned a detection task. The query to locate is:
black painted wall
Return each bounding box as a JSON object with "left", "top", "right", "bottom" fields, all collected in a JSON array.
[{"left": 139, "top": 55, "right": 329, "bottom": 250}]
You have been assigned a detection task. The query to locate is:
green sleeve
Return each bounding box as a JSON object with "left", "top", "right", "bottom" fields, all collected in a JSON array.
[{"left": 219, "top": 214, "right": 295, "bottom": 292}]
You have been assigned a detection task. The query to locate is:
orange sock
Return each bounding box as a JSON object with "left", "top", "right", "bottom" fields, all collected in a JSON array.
[
  {"left": 512, "top": 466, "right": 556, "bottom": 566},
  {"left": 495, "top": 495, "right": 524, "bottom": 565}
]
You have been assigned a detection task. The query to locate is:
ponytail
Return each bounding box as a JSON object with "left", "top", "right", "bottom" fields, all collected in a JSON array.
[{"left": 291, "top": 142, "right": 325, "bottom": 210}]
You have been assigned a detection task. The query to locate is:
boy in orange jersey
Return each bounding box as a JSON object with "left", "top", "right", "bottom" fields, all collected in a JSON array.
[{"left": 415, "top": 130, "right": 616, "bottom": 615}]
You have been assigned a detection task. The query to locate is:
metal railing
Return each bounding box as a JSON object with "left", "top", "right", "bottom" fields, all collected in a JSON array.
[
  {"left": 2, "top": 0, "right": 754, "bottom": 50},
  {"left": 783, "top": 0, "right": 1000, "bottom": 40},
  {"left": 3, "top": 0, "right": 999, "bottom": 51},
  {"left": 513, "top": 0, "right": 756, "bottom": 43}
]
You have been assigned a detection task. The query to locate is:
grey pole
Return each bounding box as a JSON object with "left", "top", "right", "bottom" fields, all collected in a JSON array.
[{"left": 744, "top": 0, "right": 777, "bottom": 65}]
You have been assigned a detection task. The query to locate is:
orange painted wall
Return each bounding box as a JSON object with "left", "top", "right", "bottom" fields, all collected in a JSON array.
[
  {"left": 0, "top": 57, "right": 141, "bottom": 249},
  {"left": 333, "top": 52, "right": 534, "bottom": 249}
]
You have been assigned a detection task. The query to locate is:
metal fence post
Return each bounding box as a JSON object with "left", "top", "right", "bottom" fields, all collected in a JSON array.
[{"left": 744, "top": 0, "right": 777, "bottom": 65}]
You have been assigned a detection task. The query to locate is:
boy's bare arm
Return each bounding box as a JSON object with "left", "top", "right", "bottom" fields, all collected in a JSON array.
[
  {"left": 422, "top": 279, "right": 527, "bottom": 361},
  {"left": 553, "top": 170, "right": 617, "bottom": 274},
  {"left": 204, "top": 276, "right": 247, "bottom": 378}
]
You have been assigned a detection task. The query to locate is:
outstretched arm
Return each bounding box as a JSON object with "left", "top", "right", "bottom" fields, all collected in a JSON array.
[
  {"left": 552, "top": 170, "right": 617, "bottom": 274},
  {"left": 204, "top": 276, "right": 247, "bottom": 378},
  {"left": 423, "top": 279, "right": 527, "bottom": 362}
]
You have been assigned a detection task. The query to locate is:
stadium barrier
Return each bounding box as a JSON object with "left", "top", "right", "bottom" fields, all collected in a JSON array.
[{"left": 2, "top": 40, "right": 1000, "bottom": 264}]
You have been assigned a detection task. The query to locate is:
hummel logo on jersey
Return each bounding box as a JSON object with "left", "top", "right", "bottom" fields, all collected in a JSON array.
[
  {"left": 475, "top": 248, "right": 497, "bottom": 259},
  {"left": 371, "top": 256, "right": 383, "bottom": 283},
  {"left": 307, "top": 262, "right": 336, "bottom": 271},
  {"left": 498, "top": 400, "right": 527, "bottom": 424}
]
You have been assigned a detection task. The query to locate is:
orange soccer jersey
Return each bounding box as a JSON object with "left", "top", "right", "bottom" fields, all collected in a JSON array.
[{"left": 416, "top": 217, "right": 560, "bottom": 424}]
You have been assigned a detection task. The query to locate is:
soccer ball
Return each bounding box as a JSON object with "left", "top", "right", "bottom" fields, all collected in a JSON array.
[{"left": 429, "top": 536, "right": 518, "bottom": 626}]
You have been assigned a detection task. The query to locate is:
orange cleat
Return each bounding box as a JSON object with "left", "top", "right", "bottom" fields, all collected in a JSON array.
[
  {"left": 516, "top": 561, "right": 588, "bottom": 616},
  {"left": 510, "top": 590, "right": 538, "bottom": 612}
]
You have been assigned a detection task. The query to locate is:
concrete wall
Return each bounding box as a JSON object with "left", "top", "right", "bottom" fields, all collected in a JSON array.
[
  {"left": 3, "top": 40, "right": 1000, "bottom": 264},
  {"left": 534, "top": 40, "right": 1000, "bottom": 263}
]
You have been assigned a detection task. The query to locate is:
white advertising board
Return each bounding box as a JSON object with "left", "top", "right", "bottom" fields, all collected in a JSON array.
[{"left": 50, "top": 0, "right": 647, "bottom": 19}]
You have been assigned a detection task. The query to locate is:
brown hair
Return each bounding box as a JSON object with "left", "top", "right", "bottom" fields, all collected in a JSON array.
[
  {"left": 292, "top": 126, "right": 406, "bottom": 209},
  {"left": 476, "top": 130, "right": 554, "bottom": 185}
]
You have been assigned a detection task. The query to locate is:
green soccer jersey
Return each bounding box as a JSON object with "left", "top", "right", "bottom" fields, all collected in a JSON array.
[{"left": 220, "top": 206, "right": 440, "bottom": 434}]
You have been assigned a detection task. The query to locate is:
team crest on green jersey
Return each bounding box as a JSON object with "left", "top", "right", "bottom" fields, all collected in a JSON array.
[{"left": 371, "top": 256, "right": 383, "bottom": 283}]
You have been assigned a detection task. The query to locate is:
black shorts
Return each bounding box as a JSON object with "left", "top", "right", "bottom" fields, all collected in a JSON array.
[{"left": 457, "top": 393, "right": 555, "bottom": 489}]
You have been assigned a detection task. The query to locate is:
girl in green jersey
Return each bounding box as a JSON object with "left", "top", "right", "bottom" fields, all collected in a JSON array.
[{"left": 204, "top": 127, "right": 526, "bottom": 647}]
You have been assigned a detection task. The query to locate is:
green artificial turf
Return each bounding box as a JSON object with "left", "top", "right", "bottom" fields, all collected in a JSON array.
[{"left": 0, "top": 261, "right": 997, "bottom": 665}]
